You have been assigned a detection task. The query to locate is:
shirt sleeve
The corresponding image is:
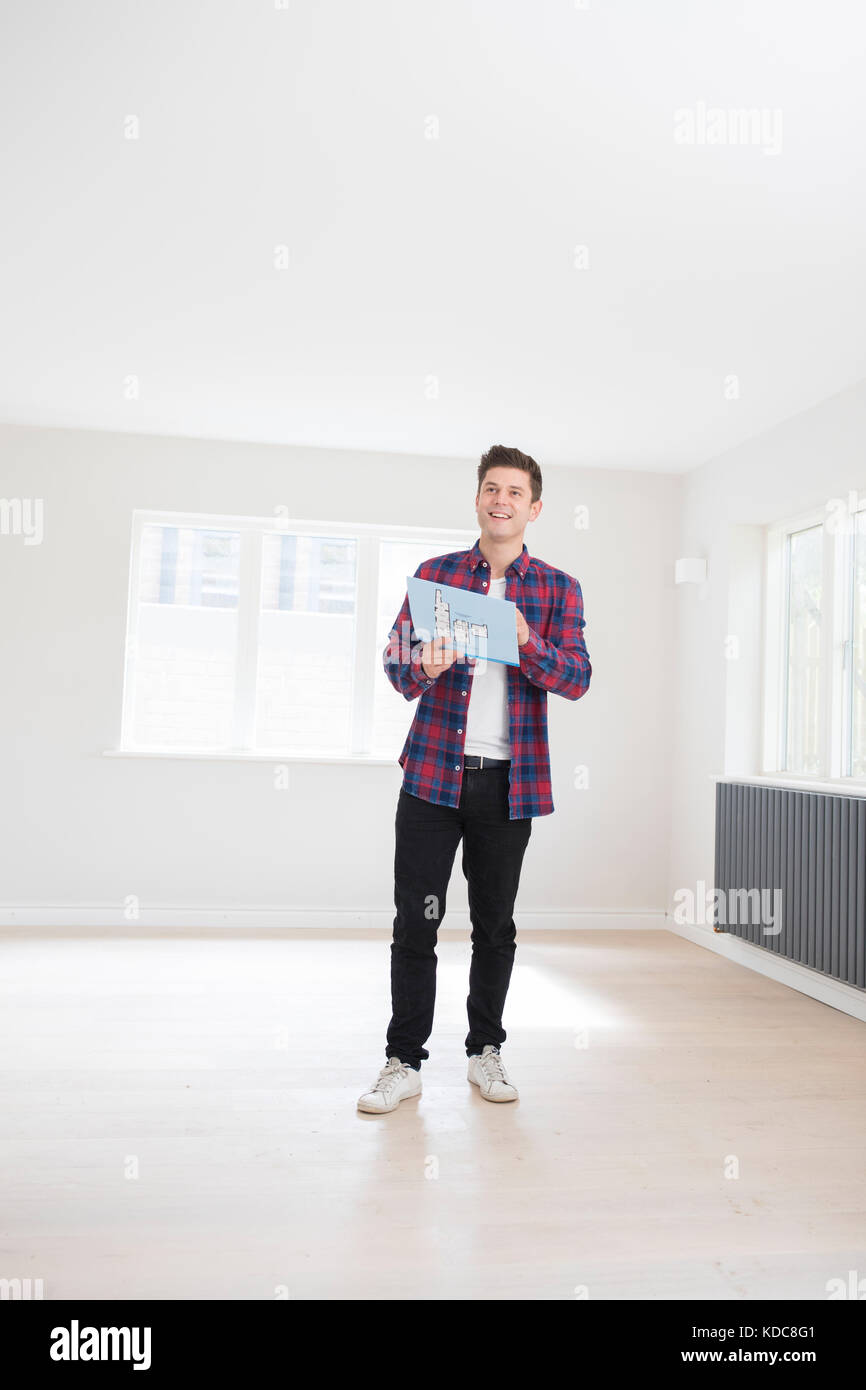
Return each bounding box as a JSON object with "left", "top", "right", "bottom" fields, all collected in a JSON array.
[
  {"left": 517, "top": 576, "right": 591, "bottom": 700},
  {"left": 382, "top": 572, "right": 437, "bottom": 701}
]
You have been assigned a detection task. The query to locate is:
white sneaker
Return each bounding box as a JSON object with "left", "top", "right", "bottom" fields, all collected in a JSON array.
[
  {"left": 467, "top": 1044, "right": 518, "bottom": 1102},
  {"left": 357, "top": 1057, "right": 422, "bottom": 1114}
]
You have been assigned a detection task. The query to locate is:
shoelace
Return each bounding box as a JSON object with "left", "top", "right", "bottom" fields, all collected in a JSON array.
[
  {"left": 370, "top": 1059, "right": 408, "bottom": 1093},
  {"left": 479, "top": 1049, "right": 507, "bottom": 1082}
]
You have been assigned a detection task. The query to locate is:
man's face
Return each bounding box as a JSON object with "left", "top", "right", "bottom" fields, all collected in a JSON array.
[{"left": 476, "top": 467, "right": 542, "bottom": 541}]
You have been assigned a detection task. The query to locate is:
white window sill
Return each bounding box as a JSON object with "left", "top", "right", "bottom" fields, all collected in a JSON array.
[
  {"left": 710, "top": 771, "right": 866, "bottom": 797},
  {"left": 103, "top": 748, "right": 397, "bottom": 766}
]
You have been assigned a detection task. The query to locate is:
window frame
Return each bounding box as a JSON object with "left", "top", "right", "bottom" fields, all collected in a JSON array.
[
  {"left": 120, "top": 509, "right": 477, "bottom": 758},
  {"left": 763, "top": 492, "right": 866, "bottom": 784}
]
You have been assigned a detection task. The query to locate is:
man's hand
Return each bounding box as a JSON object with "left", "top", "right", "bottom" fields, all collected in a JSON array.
[
  {"left": 515, "top": 608, "right": 531, "bottom": 647},
  {"left": 421, "top": 636, "right": 459, "bottom": 681}
]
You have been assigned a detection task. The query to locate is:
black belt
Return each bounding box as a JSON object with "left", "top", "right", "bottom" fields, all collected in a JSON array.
[{"left": 463, "top": 756, "right": 511, "bottom": 769}]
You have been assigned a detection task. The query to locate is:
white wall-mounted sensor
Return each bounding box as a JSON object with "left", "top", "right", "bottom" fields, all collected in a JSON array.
[{"left": 675, "top": 557, "right": 707, "bottom": 585}]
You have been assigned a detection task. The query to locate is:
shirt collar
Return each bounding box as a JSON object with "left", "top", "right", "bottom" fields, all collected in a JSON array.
[{"left": 468, "top": 536, "right": 531, "bottom": 580}]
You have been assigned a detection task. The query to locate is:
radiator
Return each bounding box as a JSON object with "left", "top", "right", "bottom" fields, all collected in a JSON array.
[{"left": 714, "top": 780, "right": 866, "bottom": 990}]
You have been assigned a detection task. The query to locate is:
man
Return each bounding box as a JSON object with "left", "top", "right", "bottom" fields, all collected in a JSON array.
[{"left": 357, "top": 445, "right": 591, "bottom": 1113}]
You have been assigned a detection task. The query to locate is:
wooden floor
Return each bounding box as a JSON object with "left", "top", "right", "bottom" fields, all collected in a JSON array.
[{"left": 2, "top": 925, "right": 866, "bottom": 1301}]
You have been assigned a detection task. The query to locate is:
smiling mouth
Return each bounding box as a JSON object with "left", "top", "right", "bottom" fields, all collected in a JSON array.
[{"left": 489, "top": 512, "right": 511, "bottom": 519}]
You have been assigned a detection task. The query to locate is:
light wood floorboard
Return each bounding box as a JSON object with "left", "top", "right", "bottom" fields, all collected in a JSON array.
[{"left": 2, "top": 927, "right": 865, "bottom": 1300}]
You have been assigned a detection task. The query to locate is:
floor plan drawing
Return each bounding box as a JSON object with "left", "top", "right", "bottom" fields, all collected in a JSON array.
[
  {"left": 406, "top": 574, "right": 520, "bottom": 667},
  {"left": 433, "top": 586, "right": 489, "bottom": 655}
]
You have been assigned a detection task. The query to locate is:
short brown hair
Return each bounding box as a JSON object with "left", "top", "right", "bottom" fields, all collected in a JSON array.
[{"left": 477, "top": 445, "right": 542, "bottom": 505}]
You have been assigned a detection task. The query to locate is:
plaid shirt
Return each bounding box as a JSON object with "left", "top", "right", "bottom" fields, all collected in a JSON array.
[{"left": 383, "top": 537, "right": 591, "bottom": 819}]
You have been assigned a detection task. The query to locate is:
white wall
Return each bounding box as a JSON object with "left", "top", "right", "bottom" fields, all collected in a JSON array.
[
  {"left": 0, "top": 422, "right": 680, "bottom": 924},
  {"left": 669, "top": 377, "right": 866, "bottom": 914}
]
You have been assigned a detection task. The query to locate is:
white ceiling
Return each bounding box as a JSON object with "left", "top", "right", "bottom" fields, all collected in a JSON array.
[{"left": 2, "top": 0, "right": 866, "bottom": 471}]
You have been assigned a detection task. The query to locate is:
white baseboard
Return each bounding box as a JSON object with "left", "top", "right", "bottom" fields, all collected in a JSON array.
[
  {"left": 0, "top": 905, "right": 666, "bottom": 931},
  {"left": 667, "top": 917, "right": 866, "bottom": 1021}
]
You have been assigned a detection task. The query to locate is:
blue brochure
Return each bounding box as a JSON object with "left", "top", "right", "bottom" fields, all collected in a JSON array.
[{"left": 406, "top": 575, "right": 520, "bottom": 666}]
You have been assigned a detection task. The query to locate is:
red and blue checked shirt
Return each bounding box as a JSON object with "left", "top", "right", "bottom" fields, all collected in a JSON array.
[{"left": 383, "top": 537, "right": 591, "bottom": 819}]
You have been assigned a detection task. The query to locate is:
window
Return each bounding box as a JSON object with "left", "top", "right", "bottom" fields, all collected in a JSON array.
[
  {"left": 256, "top": 533, "right": 358, "bottom": 751},
  {"left": 782, "top": 524, "right": 823, "bottom": 774},
  {"left": 849, "top": 511, "right": 866, "bottom": 777},
  {"left": 121, "top": 512, "right": 475, "bottom": 757},
  {"left": 764, "top": 492, "right": 866, "bottom": 781}
]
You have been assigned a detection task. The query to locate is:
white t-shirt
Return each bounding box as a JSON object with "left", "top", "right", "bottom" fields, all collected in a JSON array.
[{"left": 463, "top": 575, "right": 512, "bottom": 759}]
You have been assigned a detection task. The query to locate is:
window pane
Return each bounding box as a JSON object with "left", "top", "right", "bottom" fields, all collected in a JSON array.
[
  {"left": 372, "top": 537, "right": 472, "bottom": 756},
  {"left": 130, "top": 526, "right": 240, "bottom": 747},
  {"left": 260, "top": 533, "right": 355, "bottom": 614},
  {"left": 255, "top": 533, "right": 357, "bottom": 751},
  {"left": 784, "top": 525, "right": 822, "bottom": 773},
  {"left": 851, "top": 513, "right": 866, "bottom": 777},
  {"left": 138, "top": 525, "right": 239, "bottom": 608}
]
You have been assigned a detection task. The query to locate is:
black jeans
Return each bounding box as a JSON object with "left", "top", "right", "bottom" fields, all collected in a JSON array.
[{"left": 385, "top": 766, "right": 533, "bottom": 1070}]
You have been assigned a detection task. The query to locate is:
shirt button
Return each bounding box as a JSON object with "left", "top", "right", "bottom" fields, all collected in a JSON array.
[
  {"left": 454, "top": 764, "right": 460, "bottom": 769},
  {"left": 461, "top": 690, "right": 467, "bottom": 696},
  {"left": 458, "top": 727, "right": 463, "bottom": 733},
  {"left": 482, "top": 581, "right": 487, "bottom": 587}
]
